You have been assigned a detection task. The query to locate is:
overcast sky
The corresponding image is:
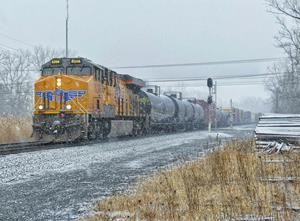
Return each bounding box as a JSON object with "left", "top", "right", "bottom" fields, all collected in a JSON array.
[{"left": 0, "top": 0, "right": 283, "bottom": 110}]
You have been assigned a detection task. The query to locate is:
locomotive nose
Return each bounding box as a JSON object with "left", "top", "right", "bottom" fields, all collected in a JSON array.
[{"left": 34, "top": 75, "right": 88, "bottom": 113}]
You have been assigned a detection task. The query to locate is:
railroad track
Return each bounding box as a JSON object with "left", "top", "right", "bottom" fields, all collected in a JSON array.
[
  {"left": 0, "top": 139, "right": 109, "bottom": 155},
  {"left": 0, "top": 141, "right": 53, "bottom": 155},
  {"left": 0, "top": 137, "right": 137, "bottom": 156},
  {"left": 0, "top": 131, "right": 185, "bottom": 156},
  {"left": 0, "top": 134, "right": 191, "bottom": 156},
  {"left": 0, "top": 126, "right": 253, "bottom": 156},
  {"left": 0, "top": 135, "right": 169, "bottom": 156}
]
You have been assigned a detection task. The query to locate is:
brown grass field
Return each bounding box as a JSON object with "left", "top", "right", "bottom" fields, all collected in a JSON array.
[
  {"left": 86, "top": 140, "right": 300, "bottom": 221},
  {"left": 0, "top": 115, "right": 32, "bottom": 144}
]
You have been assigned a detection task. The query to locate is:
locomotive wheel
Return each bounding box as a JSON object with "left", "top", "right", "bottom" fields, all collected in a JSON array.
[
  {"left": 142, "top": 116, "right": 151, "bottom": 135},
  {"left": 102, "top": 120, "right": 111, "bottom": 139},
  {"left": 87, "top": 120, "right": 103, "bottom": 140},
  {"left": 88, "top": 130, "right": 97, "bottom": 140},
  {"left": 132, "top": 120, "right": 141, "bottom": 137},
  {"left": 87, "top": 123, "right": 97, "bottom": 140},
  {"left": 33, "top": 130, "right": 43, "bottom": 141},
  {"left": 95, "top": 124, "right": 102, "bottom": 140},
  {"left": 136, "top": 122, "right": 143, "bottom": 136}
]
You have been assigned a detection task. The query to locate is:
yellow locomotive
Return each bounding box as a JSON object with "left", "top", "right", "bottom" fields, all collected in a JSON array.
[{"left": 33, "top": 57, "right": 146, "bottom": 141}]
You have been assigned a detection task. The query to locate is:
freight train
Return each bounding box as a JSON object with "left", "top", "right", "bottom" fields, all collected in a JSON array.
[{"left": 32, "top": 57, "right": 256, "bottom": 142}]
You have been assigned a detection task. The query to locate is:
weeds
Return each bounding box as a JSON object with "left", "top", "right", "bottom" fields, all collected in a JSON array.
[
  {"left": 86, "top": 140, "right": 300, "bottom": 221},
  {"left": 0, "top": 115, "right": 32, "bottom": 143}
]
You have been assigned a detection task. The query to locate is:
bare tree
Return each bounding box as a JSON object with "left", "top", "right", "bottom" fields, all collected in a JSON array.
[
  {"left": 0, "top": 49, "right": 33, "bottom": 115},
  {"left": 0, "top": 46, "right": 68, "bottom": 116},
  {"left": 31, "top": 46, "right": 65, "bottom": 70},
  {"left": 0, "top": 50, "right": 5, "bottom": 63},
  {"left": 238, "top": 97, "right": 271, "bottom": 113},
  {"left": 267, "top": 0, "right": 300, "bottom": 20},
  {"left": 266, "top": 0, "right": 300, "bottom": 113},
  {"left": 30, "top": 46, "right": 66, "bottom": 80}
]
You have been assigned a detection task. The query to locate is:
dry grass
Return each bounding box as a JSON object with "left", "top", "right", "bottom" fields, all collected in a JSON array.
[
  {"left": 0, "top": 115, "right": 32, "bottom": 144},
  {"left": 86, "top": 140, "right": 300, "bottom": 221}
]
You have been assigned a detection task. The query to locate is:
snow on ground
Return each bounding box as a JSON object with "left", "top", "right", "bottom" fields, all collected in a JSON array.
[
  {"left": 0, "top": 130, "right": 227, "bottom": 186},
  {"left": 228, "top": 124, "right": 257, "bottom": 131},
  {"left": 0, "top": 127, "right": 255, "bottom": 221}
]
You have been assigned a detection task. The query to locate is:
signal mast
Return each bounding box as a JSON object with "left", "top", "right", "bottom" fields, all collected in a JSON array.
[{"left": 207, "top": 78, "right": 213, "bottom": 133}]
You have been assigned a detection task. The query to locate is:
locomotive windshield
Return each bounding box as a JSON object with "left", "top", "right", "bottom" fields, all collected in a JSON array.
[
  {"left": 42, "top": 67, "right": 64, "bottom": 76},
  {"left": 66, "top": 66, "right": 91, "bottom": 75},
  {"left": 41, "top": 66, "right": 92, "bottom": 76}
]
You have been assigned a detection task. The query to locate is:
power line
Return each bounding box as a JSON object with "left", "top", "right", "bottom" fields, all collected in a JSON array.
[
  {"left": 110, "top": 57, "right": 286, "bottom": 69},
  {"left": 162, "top": 81, "right": 266, "bottom": 87},
  {"left": 145, "top": 72, "right": 284, "bottom": 82},
  {"left": 0, "top": 42, "right": 18, "bottom": 51},
  {"left": 0, "top": 32, "right": 34, "bottom": 47},
  {"left": 0, "top": 68, "right": 39, "bottom": 72},
  {"left": 0, "top": 71, "right": 283, "bottom": 85}
]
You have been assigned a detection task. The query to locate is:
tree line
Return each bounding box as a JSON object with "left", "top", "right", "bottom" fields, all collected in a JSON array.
[
  {"left": 266, "top": 0, "right": 300, "bottom": 113},
  {"left": 0, "top": 47, "right": 65, "bottom": 116},
  {"left": 1, "top": 1, "right": 299, "bottom": 116}
]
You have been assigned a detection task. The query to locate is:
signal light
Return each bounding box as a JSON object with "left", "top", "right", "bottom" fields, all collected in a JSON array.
[{"left": 207, "top": 78, "right": 213, "bottom": 88}]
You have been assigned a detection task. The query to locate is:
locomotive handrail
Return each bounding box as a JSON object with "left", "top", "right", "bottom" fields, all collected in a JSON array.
[
  {"left": 70, "top": 92, "right": 89, "bottom": 128},
  {"left": 75, "top": 99, "right": 87, "bottom": 112},
  {"left": 34, "top": 95, "right": 43, "bottom": 110},
  {"left": 70, "top": 96, "right": 88, "bottom": 114}
]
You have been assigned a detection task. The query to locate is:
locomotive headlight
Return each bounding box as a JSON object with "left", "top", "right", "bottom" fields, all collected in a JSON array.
[
  {"left": 38, "top": 105, "right": 44, "bottom": 110},
  {"left": 66, "top": 104, "right": 72, "bottom": 110},
  {"left": 56, "top": 78, "right": 62, "bottom": 87}
]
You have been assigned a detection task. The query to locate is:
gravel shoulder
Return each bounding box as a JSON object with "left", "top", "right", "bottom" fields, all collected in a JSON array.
[{"left": 0, "top": 125, "right": 255, "bottom": 221}]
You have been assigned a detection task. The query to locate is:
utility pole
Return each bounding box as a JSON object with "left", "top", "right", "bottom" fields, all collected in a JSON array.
[{"left": 66, "top": 0, "right": 69, "bottom": 58}]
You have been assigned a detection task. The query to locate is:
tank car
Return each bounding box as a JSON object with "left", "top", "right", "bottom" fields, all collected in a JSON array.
[
  {"left": 167, "top": 93, "right": 203, "bottom": 130},
  {"left": 216, "top": 110, "right": 230, "bottom": 127},
  {"left": 138, "top": 91, "right": 176, "bottom": 132},
  {"left": 183, "top": 101, "right": 194, "bottom": 122},
  {"left": 139, "top": 90, "right": 205, "bottom": 132},
  {"left": 191, "top": 103, "right": 204, "bottom": 129}
]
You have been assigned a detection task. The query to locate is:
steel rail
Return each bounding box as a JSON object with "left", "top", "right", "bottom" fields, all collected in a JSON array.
[
  {"left": 0, "top": 141, "right": 51, "bottom": 155},
  {"left": 0, "top": 125, "right": 255, "bottom": 156}
]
